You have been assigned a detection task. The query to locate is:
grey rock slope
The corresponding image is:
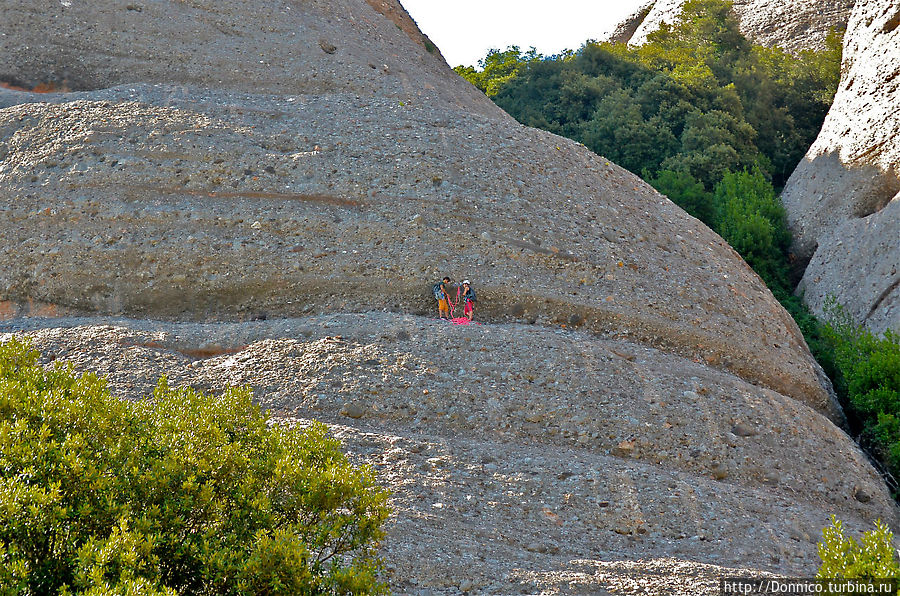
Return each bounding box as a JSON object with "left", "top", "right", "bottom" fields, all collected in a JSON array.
[
  {"left": 781, "top": 0, "right": 900, "bottom": 333},
  {"left": 0, "top": 81, "right": 838, "bottom": 418},
  {"left": 2, "top": 313, "right": 897, "bottom": 593},
  {"left": 628, "top": 0, "right": 854, "bottom": 52},
  {"left": 0, "top": 0, "right": 896, "bottom": 589},
  {"left": 0, "top": 0, "right": 485, "bottom": 113},
  {"left": 0, "top": 0, "right": 837, "bottom": 417}
]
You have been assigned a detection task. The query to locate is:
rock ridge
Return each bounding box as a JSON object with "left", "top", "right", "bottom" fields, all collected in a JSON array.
[
  {"left": 781, "top": 0, "right": 900, "bottom": 333},
  {"left": 627, "top": 0, "right": 854, "bottom": 52}
]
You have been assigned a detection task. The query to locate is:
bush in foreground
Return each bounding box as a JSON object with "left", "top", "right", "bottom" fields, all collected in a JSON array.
[
  {"left": 0, "top": 338, "right": 390, "bottom": 595},
  {"left": 817, "top": 516, "right": 899, "bottom": 579}
]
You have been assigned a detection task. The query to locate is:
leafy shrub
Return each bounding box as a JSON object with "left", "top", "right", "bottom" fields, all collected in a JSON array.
[
  {"left": 712, "top": 168, "right": 791, "bottom": 290},
  {"left": 0, "top": 338, "right": 390, "bottom": 595},
  {"left": 817, "top": 516, "right": 900, "bottom": 579},
  {"left": 646, "top": 169, "right": 715, "bottom": 225},
  {"left": 822, "top": 302, "right": 900, "bottom": 480}
]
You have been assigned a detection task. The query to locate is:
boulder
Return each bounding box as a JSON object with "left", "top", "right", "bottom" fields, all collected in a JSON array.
[
  {"left": 627, "top": 0, "right": 854, "bottom": 52},
  {"left": 781, "top": 0, "right": 900, "bottom": 333}
]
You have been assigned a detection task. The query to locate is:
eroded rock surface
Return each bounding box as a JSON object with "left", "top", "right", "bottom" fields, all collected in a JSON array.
[
  {"left": 0, "top": 0, "right": 488, "bottom": 113},
  {"left": 781, "top": 0, "right": 900, "bottom": 333},
  {"left": 0, "top": 80, "right": 837, "bottom": 416},
  {"left": 0, "top": 93, "right": 836, "bottom": 418},
  {"left": 628, "top": 0, "right": 853, "bottom": 52},
  {"left": 0, "top": 0, "right": 894, "bottom": 590},
  {"left": 604, "top": 2, "right": 655, "bottom": 44},
  {"left": 2, "top": 314, "right": 895, "bottom": 593}
]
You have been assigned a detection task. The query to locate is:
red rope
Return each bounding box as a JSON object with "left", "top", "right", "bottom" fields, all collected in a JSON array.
[{"left": 446, "top": 285, "right": 459, "bottom": 318}]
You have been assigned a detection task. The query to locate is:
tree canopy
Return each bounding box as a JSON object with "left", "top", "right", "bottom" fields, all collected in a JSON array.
[{"left": 454, "top": 0, "right": 842, "bottom": 191}]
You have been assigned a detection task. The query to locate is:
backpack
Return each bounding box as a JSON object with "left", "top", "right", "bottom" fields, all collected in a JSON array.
[
  {"left": 465, "top": 288, "right": 476, "bottom": 303},
  {"left": 432, "top": 282, "right": 444, "bottom": 300}
]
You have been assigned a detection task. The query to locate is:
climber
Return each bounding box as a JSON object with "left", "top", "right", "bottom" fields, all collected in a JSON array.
[
  {"left": 461, "top": 279, "right": 476, "bottom": 321},
  {"left": 433, "top": 276, "right": 454, "bottom": 320}
]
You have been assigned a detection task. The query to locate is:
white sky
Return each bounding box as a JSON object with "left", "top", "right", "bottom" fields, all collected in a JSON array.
[{"left": 400, "top": 1, "right": 649, "bottom": 67}]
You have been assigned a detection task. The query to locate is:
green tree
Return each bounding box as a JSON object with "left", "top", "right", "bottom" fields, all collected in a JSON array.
[
  {"left": 666, "top": 109, "right": 759, "bottom": 188},
  {"left": 466, "top": 0, "right": 842, "bottom": 190},
  {"left": 454, "top": 46, "right": 540, "bottom": 97},
  {"left": 646, "top": 169, "right": 715, "bottom": 224},
  {"left": 0, "top": 339, "right": 390, "bottom": 595},
  {"left": 713, "top": 168, "right": 790, "bottom": 289},
  {"left": 637, "top": 0, "right": 750, "bottom": 80},
  {"left": 582, "top": 89, "right": 679, "bottom": 174}
]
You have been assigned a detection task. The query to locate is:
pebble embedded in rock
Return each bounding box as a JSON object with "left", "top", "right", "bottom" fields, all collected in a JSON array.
[
  {"left": 712, "top": 464, "right": 729, "bottom": 481},
  {"left": 525, "top": 542, "right": 545, "bottom": 553},
  {"left": 854, "top": 488, "right": 872, "bottom": 503},
  {"left": 731, "top": 423, "right": 758, "bottom": 437},
  {"left": 340, "top": 401, "right": 366, "bottom": 419}
]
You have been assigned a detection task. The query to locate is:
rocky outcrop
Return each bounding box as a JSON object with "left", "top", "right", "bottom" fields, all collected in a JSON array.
[
  {"left": 0, "top": 0, "right": 895, "bottom": 589},
  {"left": 781, "top": 0, "right": 900, "bottom": 333},
  {"left": 604, "top": 2, "right": 655, "bottom": 44},
  {"left": 3, "top": 314, "right": 897, "bottom": 592},
  {"left": 628, "top": 0, "right": 854, "bottom": 52},
  {"left": 0, "top": 87, "right": 840, "bottom": 418},
  {"left": 0, "top": 0, "right": 482, "bottom": 114},
  {"left": 0, "top": 0, "right": 838, "bottom": 419}
]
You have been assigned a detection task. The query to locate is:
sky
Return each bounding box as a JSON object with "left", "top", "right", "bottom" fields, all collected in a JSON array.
[{"left": 400, "top": 1, "right": 649, "bottom": 67}]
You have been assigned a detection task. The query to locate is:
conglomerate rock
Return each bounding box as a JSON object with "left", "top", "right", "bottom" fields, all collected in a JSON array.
[
  {"left": 0, "top": 82, "right": 839, "bottom": 419},
  {"left": 0, "top": 0, "right": 895, "bottom": 590},
  {"left": 0, "top": 0, "right": 490, "bottom": 114},
  {"left": 2, "top": 314, "right": 897, "bottom": 593},
  {"left": 628, "top": 0, "right": 854, "bottom": 52},
  {"left": 781, "top": 0, "right": 900, "bottom": 333}
]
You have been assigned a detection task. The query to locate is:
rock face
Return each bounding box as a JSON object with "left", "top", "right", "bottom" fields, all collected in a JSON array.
[
  {"left": 0, "top": 0, "right": 837, "bottom": 419},
  {"left": 628, "top": 0, "right": 854, "bottom": 52},
  {"left": 781, "top": 0, "right": 900, "bottom": 333},
  {"left": 0, "top": 0, "right": 484, "bottom": 112},
  {"left": 0, "top": 0, "right": 895, "bottom": 590},
  {"left": 2, "top": 314, "right": 897, "bottom": 592},
  {"left": 0, "top": 82, "right": 843, "bottom": 418},
  {"left": 604, "top": 1, "right": 655, "bottom": 44}
]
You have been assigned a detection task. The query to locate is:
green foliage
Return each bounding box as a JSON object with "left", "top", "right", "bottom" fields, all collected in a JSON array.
[
  {"left": 712, "top": 168, "right": 790, "bottom": 289},
  {"left": 0, "top": 338, "right": 390, "bottom": 595},
  {"left": 645, "top": 169, "right": 714, "bottom": 224},
  {"left": 817, "top": 516, "right": 900, "bottom": 579},
  {"left": 822, "top": 302, "right": 900, "bottom": 479},
  {"left": 464, "top": 0, "right": 842, "bottom": 190},
  {"left": 454, "top": 46, "right": 541, "bottom": 97}
]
